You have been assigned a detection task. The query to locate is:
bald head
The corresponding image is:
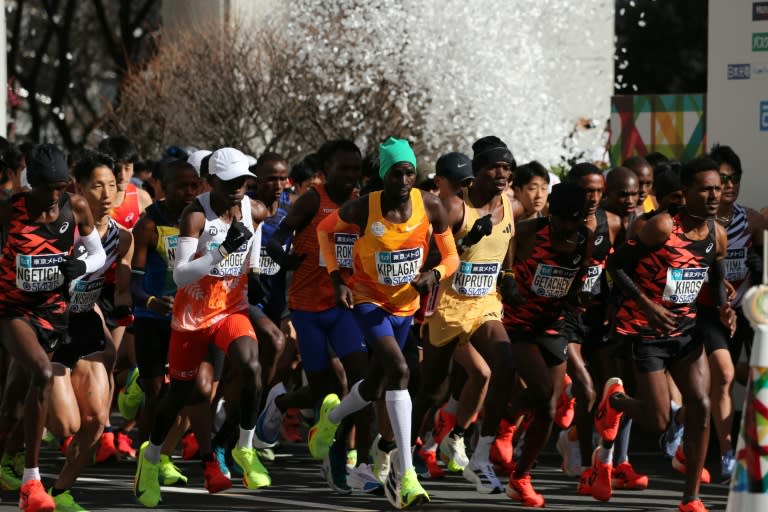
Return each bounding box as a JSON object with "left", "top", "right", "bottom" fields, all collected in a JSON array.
[
  {"left": 606, "top": 166, "right": 638, "bottom": 191},
  {"left": 604, "top": 167, "right": 639, "bottom": 217}
]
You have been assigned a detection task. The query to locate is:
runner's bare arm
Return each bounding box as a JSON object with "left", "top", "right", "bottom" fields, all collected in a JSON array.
[
  {"left": 129, "top": 213, "right": 172, "bottom": 315},
  {"left": 137, "top": 187, "right": 153, "bottom": 213},
  {"left": 266, "top": 187, "right": 320, "bottom": 268}
]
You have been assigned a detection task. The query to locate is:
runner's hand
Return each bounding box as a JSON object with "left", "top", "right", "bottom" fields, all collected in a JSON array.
[
  {"left": 640, "top": 299, "right": 679, "bottom": 335},
  {"left": 498, "top": 271, "right": 525, "bottom": 306},
  {"left": 411, "top": 270, "right": 437, "bottom": 294},
  {"left": 335, "top": 283, "right": 354, "bottom": 309},
  {"left": 58, "top": 255, "right": 86, "bottom": 279},
  {"left": 725, "top": 280, "right": 736, "bottom": 302},
  {"left": 460, "top": 214, "right": 493, "bottom": 250},
  {"left": 720, "top": 303, "right": 737, "bottom": 337},
  {"left": 221, "top": 220, "right": 252, "bottom": 254},
  {"left": 148, "top": 296, "right": 174, "bottom": 316}
]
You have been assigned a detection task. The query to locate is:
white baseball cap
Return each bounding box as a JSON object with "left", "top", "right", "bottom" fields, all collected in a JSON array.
[
  {"left": 208, "top": 148, "right": 256, "bottom": 181},
  {"left": 187, "top": 149, "right": 212, "bottom": 175}
]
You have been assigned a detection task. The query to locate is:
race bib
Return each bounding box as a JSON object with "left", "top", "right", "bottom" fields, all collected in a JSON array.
[
  {"left": 452, "top": 261, "right": 499, "bottom": 297},
  {"left": 161, "top": 234, "right": 178, "bottom": 270},
  {"left": 724, "top": 248, "right": 748, "bottom": 281},
  {"left": 662, "top": 267, "right": 708, "bottom": 304},
  {"left": 69, "top": 277, "right": 105, "bottom": 313},
  {"left": 208, "top": 241, "right": 248, "bottom": 277},
  {"left": 259, "top": 246, "right": 281, "bottom": 276},
  {"left": 376, "top": 248, "right": 422, "bottom": 286},
  {"left": 16, "top": 253, "right": 66, "bottom": 292},
  {"left": 319, "top": 233, "right": 357, "bottom": 269},
  {"left": 582, "top": 265, "right": 603, "bottom": 294},
  {"left": 530, "top": 264, "right": 578, "bottom": 298}
]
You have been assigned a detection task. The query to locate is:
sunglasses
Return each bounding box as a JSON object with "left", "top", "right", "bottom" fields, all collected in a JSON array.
[{"left": 720, "top": 173, "right": 741, "bottom": 185}]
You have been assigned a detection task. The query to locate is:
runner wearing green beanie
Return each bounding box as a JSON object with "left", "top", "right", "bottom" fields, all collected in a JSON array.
[{"left": 379, "top": 137, "right": 417, "bottom": 178}]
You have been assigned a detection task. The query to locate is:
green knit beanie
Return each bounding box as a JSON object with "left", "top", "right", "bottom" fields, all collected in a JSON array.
[{"left": 379, "top": 137, "right": 416, "bottom": 178}]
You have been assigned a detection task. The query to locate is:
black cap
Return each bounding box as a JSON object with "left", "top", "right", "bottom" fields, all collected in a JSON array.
[
  {"left": 654, "top": 168, "right": 682, "bottom": 201},
  {"left": 548, "top": 182, "right": 586, "bottom": 219},
  {"left": 471, "top": 135, "right": 515, "bottom": 172},
  {"left": 435, "top": 152, "right": 473, "bottom": 185},
  {"left": 26, "top": 144, "right": 70, "bottom": 187}
]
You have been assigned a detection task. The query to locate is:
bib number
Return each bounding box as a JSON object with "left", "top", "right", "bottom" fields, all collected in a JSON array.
[
  {"left": 259, "top": 246, "right": 282, "bottom": 276},
  {"left": 662, "top": 267, "right": 708, "bottom": 304},
  {"left": 208, "top": 242, "right": 248, "bottom": 277},
  {"left": 582, "top": 265, "right": 602, "bottom": 294},
  {"left": 319, "top": 233, "right": 357, "bottom": 269},
  {"left": 376, "top": 248, "right": 422, "bottom": 286},
  {"left": 162, "top": 234, "right": 178, "bottom": 270},
  {"left": 531, "top": 264, "right": 578, "bottom": 298},
  {"left": 69, "top": 277, "right": 105, "bottom": 313},
  {"left": 724, "top": 248, "right": 748, "bottom": 281},
  {"left": 15, "top": 253, "right": 66, "bottom": 292},
  {"left": 452, "top": 261, "right": 499, "bottom": 297}
]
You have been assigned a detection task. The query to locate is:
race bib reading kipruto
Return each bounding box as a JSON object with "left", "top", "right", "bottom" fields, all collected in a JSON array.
[
  {"left": 452, "top": 261, "right": 499, "bottom": 297},
  {"left": 724, "top": 248, "right": 748, "bottom": 281},
  {"left": 319, "top": 233, "right": 357, "bottom": 269},
  {"left": 376, "top": 248, "right": 422, "bottom": 286},
  {"left": 69, "top": 277, "right": 105, "bottom": 313},
  {"left": 662, "top": 267, "right": 708, "bottom": 304},
  {"left": 582, "top": 265, "right": 602, "bottom": 294},
  {"left": 16, "top": 253, "right": 66, "bottom": 292},
  {"left": 530, "top": 264, "right": 578, "bottom": 298}
]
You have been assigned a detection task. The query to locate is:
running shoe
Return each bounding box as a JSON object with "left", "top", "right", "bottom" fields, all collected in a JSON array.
[
  {"left": 180, "top": 432, "right": 199, "bottom": 460},
  {"left": 0, "top": 453, "right": 22, "bottom": 491},
  {"left": 589, "top": 448, "right": 612, "bottom": 502},
  {"left": 116, "top": 431, "right": 136, "bottom": 459},
  {"left": 577, "top": 467, "right": 592, "bottom": 496},
  {"left": 203, "top": 458, "right": 232, "bottom": 494},
  {"left": 281, "top": 408, "right": 304, "bottom": 443},
  {"left": 612, "top": 461, "right": 648, "bottom": 490},
  {"left": 60, "top": 435, "right": 74, "bottom": 456},
  {"left": 463, "top": 460, "right": 502, "bottom": 494},
  {"left": 256, "top": 382, "right": 286, "bottom": 446},
  {"left": 720, "top": 450, "right": 735, "bottom": 483},
  {"left": 490, "top": 418, "right": 517, "bottom": 473},
  {"left": 308, "top": 394, "right": 341, "bottom": 461},
  {"left": 231, "top": 446, "right": 271, "bottom": 489},
  {"left": 372, "top": 436, "right": 392, "bottom": 484},
  {"left": 556, "top": 428, "right": 582, "bottom": 477},
  {"left": 19, "top": 480, "right": 54, "bottom": 512},
  {"left": 505, "top": 473, "right": 545, "bottom": 508},
  {"left": 213, "top": 446, "right": 231, "bottom": 479},
  {"left": 347, "top": 463, "right": 383, "bottom": 494},
  {"left": 118, "top": 367, "right": 144, "bottom": 421},
  {"left": 417, "top": 447, "right": 444, "bottom": 479},
  {"left": 439, "top": 433, "right": 469, "bottom": 472},
  {"left": 13, "top": 450, "right": 24, "bottom": 476},
  {"left": 321, "top": 438, "right": 351, "bottom": 494},
  {"left": 679, "top": 498, "right": 709, "bottom": 512},
  {"left": 594, "top": 377, "right": 625, "bottom": 442},
  {"left": 253, "top": 435, "right": 276, "bottom": 461},
  {"left": 49, "top": 489, "right": 86, "bottom": 512},
  {"left": 672, "top": 446, "right": 711, "bottom": 483},
  {"left": 384, "top": 449, "right": 429, "bottom": 509},
  {"left": 158, "top": 455, "right": 188, "bottom": 486},
  {"left": 433, "top": 406, "right": 457, "bottom": 445},
  {"left": 133, "top": 441, "right": 161, "bottom": 508},
  {"left": 346, "top": 449, "right": 358, "bottom": 470},
  {"left": 94, "top": 432, "right": 117, "bottom": 464},
  {"left": 661, "top": 400, "right": 684, "bottom": 459},
  {"left": 555, "top": 373, "right": 575, "bottom": 429}
]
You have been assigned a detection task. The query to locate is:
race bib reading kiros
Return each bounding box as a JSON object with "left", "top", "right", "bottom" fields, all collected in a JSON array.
[
  {"left": 452, "top": 261, "right": 499, "bottom": 297},
  {"left": 16, "top": 253, "right": 66, "bottom": 292},
  {"left": 662, "top": 267, "right": 708, "bottom": 304},
  {"left": 531, "top": 264, "right": 578, "bottom": 298},
  {"left": 319, "top": 233, "right": 357, "bottom": 269},
  {"left": 376, "top": 248, "right": 422, "bottom": 286}
]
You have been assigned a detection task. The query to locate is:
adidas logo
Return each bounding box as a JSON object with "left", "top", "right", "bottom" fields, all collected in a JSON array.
[{"left": 503, "top": 224, "right": 513, "bottom": 234}]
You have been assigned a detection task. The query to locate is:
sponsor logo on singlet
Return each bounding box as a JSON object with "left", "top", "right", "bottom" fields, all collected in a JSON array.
[
  {"left": 531, "top": 264, "right": 578, "bottom": 298},
  {"left": 16, "top": 253, "right": 66, "bottom": 292},
  {"left": 663, "top": 267, "right": 708, "bottom": 304},
  {"left": 452, "top": 261, "right": 499, "bottom": 297},
  {"left": 376, "top": 247, "right": 422, "bottom": 286}
]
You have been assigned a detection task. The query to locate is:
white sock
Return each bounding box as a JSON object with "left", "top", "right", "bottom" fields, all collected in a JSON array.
[
  {"left": 385, "top": 389, "right": 413, "bottom": 473},
  {"left": 329, "top": 380, "right": 370, "bottom": 424},
  {"left": 470, "top": 435, "right": 494, "bottom": 465},
  {"left": 597, "top": 445, "right": 614, "bottom": 465},
  {"left": 238, "top": 427, "right": 255, "bottom": 449},
  {"left": 22, "top": 467, "right": 40, "bottom": 484},
  {"left": 145, "top": 442, "right": 162, "bottom": 464},
  {"left": 443, "top": 397, "right": 460, "bottom": 415}
]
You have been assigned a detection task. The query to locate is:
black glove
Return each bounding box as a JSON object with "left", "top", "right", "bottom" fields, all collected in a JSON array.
[
  {"left": 111, "top": 305, "right": 135, "bottom": 327},
  {"left": 221, "top": 220, "right": 252, "bottom": 254},
  {"left": 248, "top": 273, "right": 269, "bottom": 305},
  {"left": 58, "top": 255, "right": 87, "bottom": 279},
  {"left": 460, "top": 214, "right": 493, "bottom": 250},
  {"left": 747, "top": 251, "right": 763, "bottom": 285},
  {"left": 498, "top": 270, "right": 525, "bottom": 306}
]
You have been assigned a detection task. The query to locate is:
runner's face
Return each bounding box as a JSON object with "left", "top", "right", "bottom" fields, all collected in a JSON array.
[
  {"left": 383, "top": 163, "right": 416, "bottom": 200},
  {"left": 116, "top": 161, "right": 133, "bottom": 192},
  {"left": 718, "top": 162, "right": 740, "bottom": 206},
  {"left": 476, "top": 161, "right": 512, "bottom": 195},
  {"left": 660, "top": 190, "right": 685, "bottom": 209},
  {"left": 606, "top": 177, "right": 639, "bottom": 217},
  {"left": 213, "top": 175, "right": 248, "bottom": 208},
  {"left": 633, "top": 165, "right": 653, "bottom": 203},
  {"left": 257, "top": 160, "right": 289, "bottom": 201},
  {"left": 165, "top": 168, "right": 200, "bottom": 208},
  {"left": 578, "top": 174, "right": 603, "bottom": 216},
  {"left": 685, "top": 169, "right": 721, "bottom": 218},
  {"left": 325, "top": 151, "right": 361, "bottom": 195},
  {"left": 32, "top": 180, "right": 70, "bottom": 208},
  {"left": 550, "top": 215, "right": 581, "bottom": 246},
  {"left": 514, "top": 176, "right": 548, "bottom": 214},
  {"left": 80, "top": 165, "right": 118, "bottom": 217}
]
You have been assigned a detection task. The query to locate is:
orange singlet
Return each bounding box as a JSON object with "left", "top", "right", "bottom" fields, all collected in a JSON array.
[{"left": 350, "top": 188, "right": 430, "bottom": 316}]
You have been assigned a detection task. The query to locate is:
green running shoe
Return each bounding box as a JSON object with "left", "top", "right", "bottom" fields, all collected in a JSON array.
[
  {"left": 50, "top": 488, "right": 88, "bottom": 511},
  {"left": 118, "top": 367, "right": 144, "bottom": 420},
  {"left": 134, "top": 441, "right": 161, "bottom": 508},
  {"left": 158, "top": 454, "right": 188, "bottom": 486},
  {"left": 231, "top": 446, "right": 271, "bottom": 489},
  {"left": 307, "top": 393, "right": 340, "bottom": 460}
]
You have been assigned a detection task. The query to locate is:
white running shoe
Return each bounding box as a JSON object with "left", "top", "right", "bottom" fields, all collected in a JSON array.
[
  {"left": 463, "top": 460, "right": 502, "bottom": 494},
  {"left": 557, "top": 429, "right": 582, "bottom": 477},
  {"left": 256, "top": 382, "right": 286, "bottom": 445},
  {"left": 347, "top": 463, "right": 384, "bottom": 494},
  {"left": 439, "top": 433, "right": 469, "bottom": 472},
  {"left": 371, "top": 435, "right": 392, "bottom": 484}
]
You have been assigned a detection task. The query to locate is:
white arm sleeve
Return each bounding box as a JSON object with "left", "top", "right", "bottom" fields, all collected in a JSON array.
[
  {"left": 80, "top": 229, "right": 107, "bottom": 273},
  {"left": 249, "top": 224, "right": 262, "bottom": 270},
  {"left": 173, "top": 236, "right": 225, "bottom": 287}
]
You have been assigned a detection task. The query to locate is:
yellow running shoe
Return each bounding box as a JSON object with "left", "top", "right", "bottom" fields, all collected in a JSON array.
[
  {"left": 118, "top": 367, "right": 144, "bottom": 421},
  {"left": 231, "top": 446, "right": 271, "bottom": 489},
  {"left": 0, "top": 453, "right": 21, "bottom": 491},
  {"left": 158, "top": 455, "right": 188, "bottom": 486},
  {"left": 50, "top": 488, "right": 88, "bottom": 511},
  {"left": 307, "top": 394, "right": 340, "bottom": 460},
  {"left": 134, "top": 441, "right": 161, "bottom": 508}
]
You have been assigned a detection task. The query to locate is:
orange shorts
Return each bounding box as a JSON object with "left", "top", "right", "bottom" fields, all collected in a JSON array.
[{"left": 168, "top": 311, "right": 256, "bottom": 381}]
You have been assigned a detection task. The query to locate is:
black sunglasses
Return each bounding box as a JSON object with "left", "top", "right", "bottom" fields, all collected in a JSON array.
[{"left": 719, "top": 173, "right": 741, "bottom": 185}]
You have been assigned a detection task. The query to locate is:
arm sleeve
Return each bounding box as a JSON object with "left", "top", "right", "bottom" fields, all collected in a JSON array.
[
  {"left": 249, "top": 224, "right": 263, "bottom": 271},
  {"left": 317, "top": 210, "right": 356, "bottom": 274},
  {"left": 80, "top": 229, "right": 107, "bottom": 273},
  {"left": 432, "top": 228, "right": 459, "bottom": 279},
  {"left": 709, "top": 259, "right": 728, "bottom": 308},
  {"left": 607, "top": 238, "right": 650, "bottom": 301},
  {"left": 266, "top": 222, "right": 292, "bottom": 266},
  {"left": 173, "top": 236, "right": 225, "bottom": 287},
  {"left": 130, "top": 268, "right": 151, "bottom": 307}
]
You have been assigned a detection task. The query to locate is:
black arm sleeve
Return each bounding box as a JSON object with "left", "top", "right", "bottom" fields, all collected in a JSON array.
[
  {"left": 708, "top": 259, "right": 728, "bottom": 309},
  {"left": 130, "top": 268, "right": 151, "bottom": 308},
  {"left": 265, "top": 222, "right": 293, "bottom": 266},
  {"left": 607, "top": 238, "right": 651, "bottom": 301}
]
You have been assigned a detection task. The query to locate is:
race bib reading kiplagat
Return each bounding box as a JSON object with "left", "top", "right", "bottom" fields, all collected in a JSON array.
[{"left": 376, "top": 248, "right": 422, "bottom": 286}]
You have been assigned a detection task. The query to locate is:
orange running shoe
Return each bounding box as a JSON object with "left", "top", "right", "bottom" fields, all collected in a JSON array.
[
  {"left": 589, "top": 448, "right": 612, "bottom": 502},
  {"left": 418, "top": 447, "right": 445, "bottom": 479},
  {"left": 672, "top": 446, "right": 711, "bottom": 483},
  {"left": 181, "top": 432, "right": 199, "bottom": 460},
  {"left": 116, "top": 431, "right": 136, "bottom": 459},
  {"left": 577, "top": 467, "right": 593, "bottom": 496},
  {"left": 19, "top": 479, "right": 54, "bottom": 512},
  {"left": 281, "top": 408, "right": 304, "bottom": 443},
  {"left": 612, "top": 461, "right": 649, "bottom": 490},
  {"left": 505, "top": 473, "right": 545, "bottom": 507},
  {"left": 555, "top": 373, "right": 575, "bottom": 429},
  {"left": 433, "top": 406, "right": 457, "bottom": 445},
  {"left": 594, "top": 378, "right": 625, "bottom": 442},
  {"left": 94, "top": 431, "right": 117, "bottom": 463},
  {"left": 678, "top": 498, "right": 709, "bottom": 512},
  {"left": 203, "top": 458, "right": 233, "bottom": 493},
  {"left": 490, "top": 419, "right": 517, "bottom": 473}
]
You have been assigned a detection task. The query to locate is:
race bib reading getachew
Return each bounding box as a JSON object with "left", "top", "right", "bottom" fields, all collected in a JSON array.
[
  {"left": 16, "top": 253, "right": 66, "bottom": 292},
  {"left": 531, "top": 264, "right": 578, "bottom": 298},
  {"left": 376, "top": 248, "right": 422, "bottom": 286},
  {"left": 662, "top": 267, "right": 708, "bottom": 304},
  {"left": 452, "top": 261, "right": 499, "bottom": 297}
]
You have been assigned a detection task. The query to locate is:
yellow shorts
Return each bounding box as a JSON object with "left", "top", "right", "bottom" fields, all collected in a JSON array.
[{"left": 426, "top": 291, "right": 503, "bottom": 347}]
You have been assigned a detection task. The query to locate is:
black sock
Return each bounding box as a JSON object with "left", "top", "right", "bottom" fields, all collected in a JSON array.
[
  {"left": 450, "top": 426, "right": 466, "bottom": 438},
  {"left": 200, "top": 451, "right": 214, "bottom": 466},
  {"left": 51, "top": 487, "right": 68, "bottom": 497},
  {"left": 378, "top": 438, "right": 396, "bottom": 453}
]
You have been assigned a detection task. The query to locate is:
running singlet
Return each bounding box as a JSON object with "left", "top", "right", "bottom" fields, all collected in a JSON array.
[
  {"left": 171, "top": 193, "right": 256, "bottom": 331},
  {"left": 69, "top": 219, "right": 120, "bottom": 314},
  {"left": 289, "top": 185, "right": 357, "bottom": 312},
  {"left": 111, "top": 182, "right": 141, "bottom": 230},
  {"left": 615, "top": 212, "right": 716, "bottom": 339},
  {"left": 134, "top": 202, "right": 179, "bottom": 320},
  {"left": 350, "top": 188, "right": 430, "bottom": 316},
  {"left": 503, "top": 217, "right": 587, "bottom": 333},
  {"left": 583, "top": 208, "right": 611, "bottom": 296},
  {"left": 0, "top": 192, "right": 75, "bottom": 333}
]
